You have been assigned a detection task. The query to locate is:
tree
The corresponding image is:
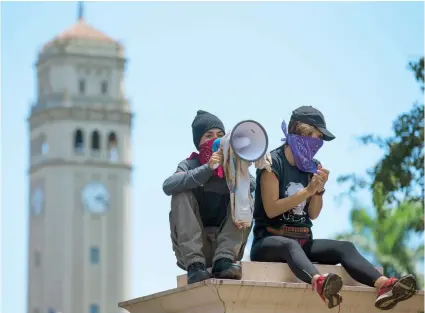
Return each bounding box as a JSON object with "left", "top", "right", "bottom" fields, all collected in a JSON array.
[
  {"left": 336, "top": 183, "right": 424, "bottom": 285},
  {"left": 336, "top": 57, "right": 424, "bottom": 284},
  {"left": 338, "top": 57, "right": 424, "bottom": 231}
]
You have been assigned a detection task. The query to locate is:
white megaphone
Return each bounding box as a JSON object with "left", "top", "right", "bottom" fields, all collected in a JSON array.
[{"left": 212, "top": 120, "right": 268, "bottom": 166}]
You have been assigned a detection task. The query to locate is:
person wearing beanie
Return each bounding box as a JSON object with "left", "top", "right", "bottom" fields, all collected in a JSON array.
[{"left": 163, "top": 110, "right": 254, "bottom": 284}]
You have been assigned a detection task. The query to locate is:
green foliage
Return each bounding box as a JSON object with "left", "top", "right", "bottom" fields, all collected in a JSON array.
[
  {"left": 336, "top": 183, "right": 423, "bottom": 284},
  {"left": 337, "top": 57, "right": 424, "bottom": 230},
  {"left": 335, "top": 58, "right": 424, "bottom": 286},
  {"left": 409, "top": 57, "right": 424, "bottom": 91}
]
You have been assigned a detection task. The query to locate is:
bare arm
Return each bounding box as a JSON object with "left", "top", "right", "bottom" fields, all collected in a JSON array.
[
  {"left": 308, "top": 195, "right": 323, "bottom": 220},
  {"left": 162, "top": 161, "right": 213, "bottom": 196},
  {"left": 261, "top": 171, "right": 314, "bottom": 219},
  {"left": 308, "top": 164, "right": 328, "bottom": 220}
]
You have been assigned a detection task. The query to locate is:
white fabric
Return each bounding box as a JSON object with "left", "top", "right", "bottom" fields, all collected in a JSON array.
[{"left": 220, "top": 133, "right": 272, "bottom": 228}]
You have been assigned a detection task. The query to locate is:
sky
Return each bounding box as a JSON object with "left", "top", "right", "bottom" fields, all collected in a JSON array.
[{"left": 1, "top": 1, "right": 424, "bottom": 313}]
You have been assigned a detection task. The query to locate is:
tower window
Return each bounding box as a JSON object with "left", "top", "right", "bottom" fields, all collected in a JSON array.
[
  {"left": 74, "top": 129, "right": 85, "bottom": 154},
  {"left": 41, "top": 142, "right": 49, "bottom": 155},
  {"left": 89, "top": 304, "right": 100, "bottom": 313},
  {"left": 40, "top": 133, "right": 48, "bottom": 156},
  {"left": 101, "top": 80, "right": 108, "bottom": 95},
  {"left": 91, "top": 131, "right": 101, "bottom": 152},
  {"left": 90, "top": 246, "right": 100, "bottom": 264},
  {"left": 34, "top": 251, "right": 41, "bottom": 267},
  {"left": 107, "top": 132, "right": 118, "bottom": 162},
  {"left": 79, "top": 79, "right": 86, "bottom": 94},
  {"left": 30, "top": 139, "right": 36, "bottom": 157}
]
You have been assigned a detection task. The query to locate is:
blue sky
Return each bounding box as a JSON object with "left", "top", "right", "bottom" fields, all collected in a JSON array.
[{"left": 1, "top": 2, "right": 423, "bottom": 313}]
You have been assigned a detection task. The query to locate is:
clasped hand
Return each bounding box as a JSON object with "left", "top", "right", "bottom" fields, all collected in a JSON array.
[{"left": 306, "top": 164, "right": 329, "bottom": 195}]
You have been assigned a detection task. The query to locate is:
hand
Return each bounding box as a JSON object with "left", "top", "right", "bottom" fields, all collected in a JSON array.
[
  {"left": 306, "top": 174, "right": 324, "bottom": 195},
  {"left": 316, "top": 164, "right": 329, "bottom": 192},
  {"left": 208, "top": 151, "right": 223, "bottom": 169}
]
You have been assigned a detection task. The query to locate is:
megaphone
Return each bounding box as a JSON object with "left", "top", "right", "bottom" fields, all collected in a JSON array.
[{"left": 212, "top": 120, "right": 268, "bottom": 162}]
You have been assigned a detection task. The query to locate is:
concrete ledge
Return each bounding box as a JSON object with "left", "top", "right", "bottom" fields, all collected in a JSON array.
[
  {"left": 176, "top": 262, "right": 384, "bottom": 287},
  {"left": 119, "top": 279, "right": 424, "bottom": 313}
]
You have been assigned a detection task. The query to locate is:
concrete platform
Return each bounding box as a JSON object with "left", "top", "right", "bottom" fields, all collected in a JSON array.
[
  {"left": 120, "top": 279, "right": 424, "bottom": 313},
  {"left": 176, "top": 261, "right": 384, "bottom": 287},
  {"left": 120, "top": 262, "right": 424, "bottom": 313}
]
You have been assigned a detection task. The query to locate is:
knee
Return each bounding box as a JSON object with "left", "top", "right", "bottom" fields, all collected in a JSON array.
[
  {"left": 171, "top": 191, "right": 196, "bottom": 207},
  {"left": 337, "top": 240, "right": 358, "bottom": 255},
  {"left": 339, "top": 240, "right": 356, "bottom": 249}
]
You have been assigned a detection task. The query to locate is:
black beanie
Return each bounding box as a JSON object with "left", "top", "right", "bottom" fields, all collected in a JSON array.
[{"left": 191, "top": 110, "right": 225, "bottom": 149}]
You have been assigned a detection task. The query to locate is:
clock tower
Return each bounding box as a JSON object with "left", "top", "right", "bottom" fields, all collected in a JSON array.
[{"left": 27, "top": 5, "right": 132, "bottom": 313}]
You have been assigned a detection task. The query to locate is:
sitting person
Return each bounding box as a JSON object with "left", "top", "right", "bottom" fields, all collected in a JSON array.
[
  {"left": 250, "top": 106, "right": 417, "bottom": 310},
  {"left": 163, "top": 110, "right": 254, "bottom": 284}
]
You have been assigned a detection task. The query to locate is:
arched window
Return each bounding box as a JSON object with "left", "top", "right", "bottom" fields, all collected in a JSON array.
[
  {"left": 34, "top": 251, "right": 41, "bottom": 267},
  {"left": 107, "top": 132, "right": 118, "bottom": 162},
  {"left": 40, "top": 133, "right": 48, "bottom": 156},
  {"left": 79, "top": 79, "right": 86, "bottom": 94},
  {"left": 101, "top": 80, "right": 108, "bottom": 95},
  {"left": 74, "top": 129, "right": 85, "bottom": 154},
  {"left": 89, "top": 304, "right": 100, "bottom": 313},
  {"left": 91, "top": 131, "right": 101, "bottom": 153},
  {"left": 30, "top": 138, "right": 36, "bottom": 157}
]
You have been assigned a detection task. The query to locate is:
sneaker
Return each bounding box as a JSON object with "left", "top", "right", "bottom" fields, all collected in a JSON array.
[
  {"left": 187, "top": 262, "right": 211, "bottom": 284},
  {"left": 313, "top": 273, "right": 343, "bottom": 309},
  {"left": 375, "top": 274, "right": 417, "bottom": 310},
  {"left": 212, "top": 258, "right": 242, "bottom": 280}
]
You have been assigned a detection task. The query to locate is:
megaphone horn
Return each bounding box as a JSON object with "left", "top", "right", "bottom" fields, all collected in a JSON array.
[
  {"left": 231, "top": 120, "right": 268, "bottom": 162},
  {"left": 212, "top": 120, "right": 268, "bottom": 163}
]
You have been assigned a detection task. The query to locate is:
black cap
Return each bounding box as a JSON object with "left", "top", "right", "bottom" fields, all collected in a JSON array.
[
  {"left": 191, "top": 110, "right": 225, "bottom": 149},
  {"left": 290, "top": 106, "right": 335, "bottom": 141}
]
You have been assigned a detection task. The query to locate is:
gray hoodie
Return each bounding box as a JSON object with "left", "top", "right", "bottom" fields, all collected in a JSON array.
[{"left": 163, "top": 158, "right": 256, "bottom": 227}]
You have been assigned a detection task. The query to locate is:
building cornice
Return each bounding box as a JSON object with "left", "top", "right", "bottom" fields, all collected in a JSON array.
[
  {"left": 28, "top": 107, "right": 133, "bottom": 130},
  {"left": 36, "top": 51, "right": 126, "bottom": 69},
  {"left": 29, "top": 158, "right": 132, "bottom": 174}
]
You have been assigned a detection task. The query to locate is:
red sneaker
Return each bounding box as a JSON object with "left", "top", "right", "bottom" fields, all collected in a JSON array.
[
  {"left": 313, "top": 273, "right": 343, "bottom": 309},
  {"left": 375, "top": 275, "right": 417, "bottom": 310}
]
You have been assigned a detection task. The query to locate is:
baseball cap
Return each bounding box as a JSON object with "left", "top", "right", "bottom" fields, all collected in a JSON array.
[{"left": 290, "top": 106, "right": 335, "bottom": 141}]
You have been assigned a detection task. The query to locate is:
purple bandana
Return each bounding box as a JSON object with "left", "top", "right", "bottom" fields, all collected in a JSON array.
[{"left": 281, "top": 120, "right": 323, "bottom": 173}]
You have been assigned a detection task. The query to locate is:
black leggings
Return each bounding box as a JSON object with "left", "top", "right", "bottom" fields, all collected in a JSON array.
[{"left": 250, "top": 236, "right": 382, "bottom": 287}]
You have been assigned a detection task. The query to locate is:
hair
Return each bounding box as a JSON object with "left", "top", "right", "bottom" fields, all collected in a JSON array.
[{"left": 288, "top": 120, "right": 320, "bottom": 137}]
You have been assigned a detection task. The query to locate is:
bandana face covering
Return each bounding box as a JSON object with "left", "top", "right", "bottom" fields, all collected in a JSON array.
[
  {"left": 187, "top": 138, "right": 224, "bottom": 178},
  {"left": 281, "top": 120, "right": 323, "bottom": 173}
]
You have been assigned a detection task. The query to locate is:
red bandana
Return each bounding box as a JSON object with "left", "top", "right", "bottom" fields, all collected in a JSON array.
[{"left": 187, "top": 138, "right": 224, "bottom": 178}]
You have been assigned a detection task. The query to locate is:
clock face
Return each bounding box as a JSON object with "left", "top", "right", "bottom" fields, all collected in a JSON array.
[
  {"left": 81, "top": 182, "right": 110, "bottom": 214},
  {"left": 31, "top": 186, "right": 44, "bottom": 216}
]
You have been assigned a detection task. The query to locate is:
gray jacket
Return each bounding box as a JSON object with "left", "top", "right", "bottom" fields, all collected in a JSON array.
[
  {"left": 163, "top": 158, "right": 256, "bottom": 227},
  {"left": 163, "top": 158, "right": 256, "bottom": 196}
]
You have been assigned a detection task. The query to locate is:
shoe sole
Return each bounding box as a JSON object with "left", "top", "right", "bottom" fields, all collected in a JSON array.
[
  {"left": 213, "top": 265, "right": 242, "bottom": 280},
  {"left": 187, "top": 271, "right": 211, "bottom": 285},
  {"left": 322, "top": 273, "right": 344, "bottom": 309},
  {"left": 375, "top": 275, "right": 417, "bottom": 311}
]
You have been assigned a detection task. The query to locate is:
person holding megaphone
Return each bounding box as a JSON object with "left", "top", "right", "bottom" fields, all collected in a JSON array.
[
  {"left": 250, "top": 106, "right": 417, "bottom": 311},
  {"left": 163, "top": 110, "right": 254, "bottom": 285}
]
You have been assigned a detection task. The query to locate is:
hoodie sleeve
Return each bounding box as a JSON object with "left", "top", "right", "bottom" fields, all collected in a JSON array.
[{"left": 162, "top": 160, "right": 213, "bottom": 196}]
